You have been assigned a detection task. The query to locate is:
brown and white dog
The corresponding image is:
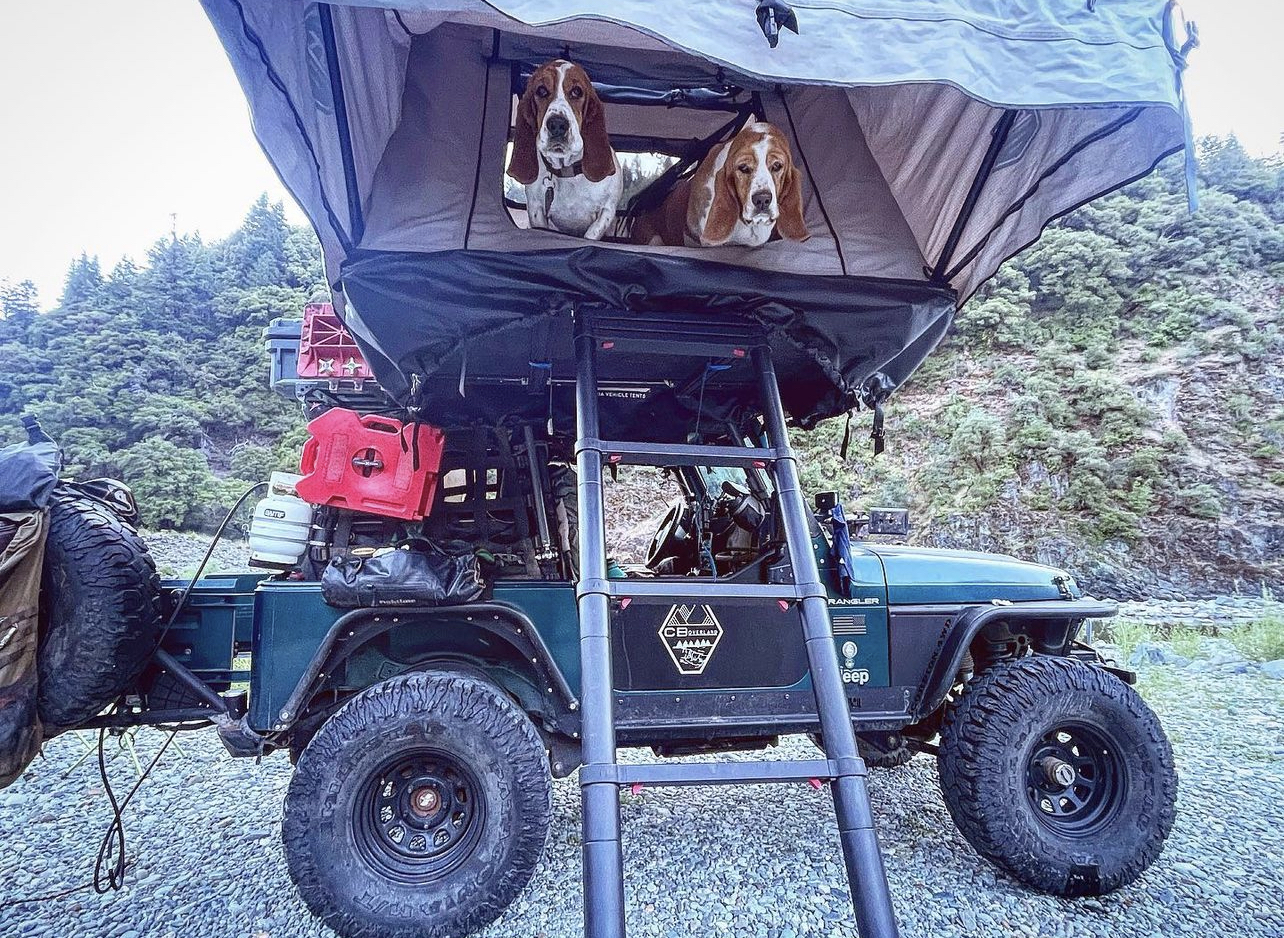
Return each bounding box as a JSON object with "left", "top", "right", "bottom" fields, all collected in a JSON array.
[
  {"left": 506, "top": 60, "right": 622, "bottom": 241},
  {"left": 633, "top": 121, "right": 809, "bottom": 247}
]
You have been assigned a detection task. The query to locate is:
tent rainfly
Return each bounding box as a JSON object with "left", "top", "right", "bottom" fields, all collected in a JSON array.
[{"left": 201, "top": 0, "right": 1198, "bottom": 427}]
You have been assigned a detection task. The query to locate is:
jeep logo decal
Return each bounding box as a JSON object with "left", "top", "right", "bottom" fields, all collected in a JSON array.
[{"left": 658, "top": 604, "right": 723, "bottom": 675}]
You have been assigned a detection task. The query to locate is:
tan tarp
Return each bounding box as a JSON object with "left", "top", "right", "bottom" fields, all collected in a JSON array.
[{"left": 0, "top": 510, "right": 48, "bottom": 788}]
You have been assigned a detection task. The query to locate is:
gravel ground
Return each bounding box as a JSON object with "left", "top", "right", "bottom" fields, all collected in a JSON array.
[
  {"left": 1, "top": 665, "right": 1281, "bottom": 938},
  {"left": 142, "top": 530, "right": 256, "bottom": 578}
]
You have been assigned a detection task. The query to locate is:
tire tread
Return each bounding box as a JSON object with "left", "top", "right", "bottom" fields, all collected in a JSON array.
[
  {"left": 937, "top": 655, "right": 1176, "bottom": 896},
  {"left": 37, "top": 490, "right": 162, "bottom": 730}
]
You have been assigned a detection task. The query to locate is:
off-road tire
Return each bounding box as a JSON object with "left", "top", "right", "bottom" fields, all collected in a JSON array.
[
  {"left": 37, "top": 490, "right": 163, "bottom": 732},
  {"left": 938, "top": 656, "right": 1176, "bottom": 896},
  {"left": 283, "top": 671, "right": 551, "bottom": 938}
]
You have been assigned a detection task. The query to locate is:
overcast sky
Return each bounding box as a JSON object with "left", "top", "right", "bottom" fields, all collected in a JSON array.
[{"left": 0, "top": 1, "right": 1279, "bottom": 308}]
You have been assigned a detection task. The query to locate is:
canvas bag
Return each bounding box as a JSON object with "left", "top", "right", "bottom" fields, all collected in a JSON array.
[
  {"left": 0, "top": 510, "right": 49, "bottom": 788},
  {"left": 322, "top": 540, "right": 483, "bottom": 609}
]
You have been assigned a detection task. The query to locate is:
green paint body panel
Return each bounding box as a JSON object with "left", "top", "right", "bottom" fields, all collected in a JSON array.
[
  {"left": 863, "top": 545, "right": 1075, "bottom": 605},
  {"left": 159, "top": 572, "right": 269, "bottom": 689},
  {"left": 491, "top": 581, "right": 581, "bottom": 692},
  {"left": 164, "top": 538, "right": 1074, "bottom": 734},
  {"left": 825, "top": 547, "right": 892, "bottom": 690},
  {"left": 248, "top": 580, "right": 345, "bottom": 730}
]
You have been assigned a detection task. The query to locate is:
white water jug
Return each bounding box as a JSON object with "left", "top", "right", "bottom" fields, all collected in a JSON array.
[{"left": 249, "top": 472, "right": 314, "bottom": 569}]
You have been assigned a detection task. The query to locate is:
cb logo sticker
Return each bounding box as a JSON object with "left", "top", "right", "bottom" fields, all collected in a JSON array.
[{"left": 658, "top": 604, "right": 723, "bottom": 675}]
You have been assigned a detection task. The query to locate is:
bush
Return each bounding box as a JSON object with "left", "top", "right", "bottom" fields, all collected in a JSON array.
[
  {"left": 114, "top": 438, "right": 218, "bottom": 529},
  {"left": 1224, "top": 615, "right": 1284, "bottom": 663}
]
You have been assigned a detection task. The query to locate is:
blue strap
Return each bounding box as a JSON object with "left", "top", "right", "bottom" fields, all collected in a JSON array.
[{"left": 829, "top": 502, "right": 855, "bottom": 598}]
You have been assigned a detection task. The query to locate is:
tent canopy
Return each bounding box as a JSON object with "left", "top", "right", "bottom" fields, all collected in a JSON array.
[{"left": 202, "top": 0, "right": 1194, "bottom": 427}]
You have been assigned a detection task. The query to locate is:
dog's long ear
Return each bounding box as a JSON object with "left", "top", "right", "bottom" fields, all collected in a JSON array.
[
  {"left": 701, "top": 152, "right": 741, "bottom": 246},
  {"left": 775, "top": 161, "right": 810, "bottom": 242},
  {"left": 507, "top": 85, "right": 540, "bottom": 186},
  {"left": 580, "top": 83, "right": 616, "bottom": 183}
]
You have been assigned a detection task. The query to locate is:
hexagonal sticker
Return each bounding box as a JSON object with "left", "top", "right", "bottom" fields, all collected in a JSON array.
[{"left": 658, "top": 604, "right": 724, "bottom": 675}]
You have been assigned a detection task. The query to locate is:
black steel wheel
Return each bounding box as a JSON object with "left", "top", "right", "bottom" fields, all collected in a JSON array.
[
  {"left": 283, "top": 671, "right": 551, "bottom": 938},
  {"left": 938, "top": 655, "right": 1176, "bottom": 897},
  {"left": 353, "top": 749, "right": 485, "bottom": 884},
  {"left": 1025, "top": 723, "right": 1123, "bottom": 835}
]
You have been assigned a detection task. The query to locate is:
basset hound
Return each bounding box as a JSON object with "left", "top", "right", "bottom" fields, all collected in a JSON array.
[
  {"left": 632, "top": 121, "right": 809, "bottom": 247},
  {"left": 506, "top": 60, "right": 623, "bottom": 241}
]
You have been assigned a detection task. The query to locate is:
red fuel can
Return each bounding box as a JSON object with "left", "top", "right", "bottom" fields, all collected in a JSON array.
[{"left": 295, "top": 408, "right": 446, "bottom": 521}]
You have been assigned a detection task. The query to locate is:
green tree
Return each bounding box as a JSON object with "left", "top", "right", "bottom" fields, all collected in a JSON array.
[
  {"left": 59, "top": 253, "right": 103, "bottom": 311},
  {"left": 114, "top": 438, "right": 218, "bottom": 529},
  {"left": 223, "top": 194, "right": 290, "bottom": 288},
  {"left": 0, "top": 279, "right": 39, "bottom": 340}
]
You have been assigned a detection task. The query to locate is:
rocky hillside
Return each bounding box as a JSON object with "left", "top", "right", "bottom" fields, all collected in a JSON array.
[{"left": 794, "top": 141, "right": 1284, "bottom": 599}]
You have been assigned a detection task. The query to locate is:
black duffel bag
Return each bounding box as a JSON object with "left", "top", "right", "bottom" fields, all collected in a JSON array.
[{"left": 321, "top": 540, "right": 484, "bottom": 609}]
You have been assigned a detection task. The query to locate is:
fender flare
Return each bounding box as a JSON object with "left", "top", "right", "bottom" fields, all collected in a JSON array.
[
  {"left": 911, "top": 598, "right": 1117, "bottom": 720},
  {"left": 276, "top": 602, "right": 579, "bottom": 730}
]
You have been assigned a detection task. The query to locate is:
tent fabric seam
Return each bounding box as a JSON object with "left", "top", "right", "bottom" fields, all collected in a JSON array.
[
  {"left": 930, "top": 108, "right": 1018, "bottom": 281},
  {"left": 318, "top": 4, "right": 367, "bottom": 245},
  {"left": 944, "top": 106, "right": 1145, "bottom": 282},
  {"left": 464, "top": 31, "right": 499, "bottom": 248},
  {"left": 957, "top": 141, "right": 1183, "bottom": 306},
  {"left": 227, "top": 0, "right": 354, "bottom": 254},
  {"left": 779, "top": 90, "right": 847, "bottom": 275},
  {"left": 460, "top": 5, "right": 1168, "bottom": 59},
  {"left": 787, "top": 3, "right": 1166, "bottom": 50}
]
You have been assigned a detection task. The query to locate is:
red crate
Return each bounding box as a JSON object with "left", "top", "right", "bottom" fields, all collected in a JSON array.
[
  {"left": 297, "top": 302, "right": 372, "bottom": 382},
  {"left": 295, "top": 408, "right": 446, "bottom": 521}
]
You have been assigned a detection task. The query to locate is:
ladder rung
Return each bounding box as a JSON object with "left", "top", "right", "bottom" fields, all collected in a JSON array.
[
  {"left": 592, "top": 440, "right": 779, "bottom": 467},
  {"left": 582, "top": 758, "right": 854, "bottom": 787},
  {"left": 606, "top": 581, "right": 799, "bottom": 601}
]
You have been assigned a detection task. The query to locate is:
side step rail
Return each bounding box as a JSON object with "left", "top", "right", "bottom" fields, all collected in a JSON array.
[{"left": 572, "top": 309, "right": 900, "bottom": 938}]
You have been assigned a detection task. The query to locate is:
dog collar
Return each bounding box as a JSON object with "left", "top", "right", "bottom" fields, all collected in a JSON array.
[{"left": 541, "top": 154, "right": 585, "bottom": 179}]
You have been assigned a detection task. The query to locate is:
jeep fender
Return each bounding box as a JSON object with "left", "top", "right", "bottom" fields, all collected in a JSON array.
[
  {"left": 912, "top": 598, "right": 1117, "bottom": 719},
  {"left": 275, "top": 602, "right": 579, "bottom": 733}
]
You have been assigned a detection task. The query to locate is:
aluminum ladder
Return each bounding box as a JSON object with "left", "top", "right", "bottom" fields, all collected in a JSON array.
[{"left": 572, "top": 309, "right": 900, "bottom": 938}]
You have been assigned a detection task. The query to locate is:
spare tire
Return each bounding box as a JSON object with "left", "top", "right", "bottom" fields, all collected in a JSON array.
[{"left": 37, "top": 490, "right": 163, "bottom": 732}]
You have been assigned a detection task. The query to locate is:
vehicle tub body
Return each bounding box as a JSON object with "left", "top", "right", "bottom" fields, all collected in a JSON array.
[{"left": 162, "top": 540, "right": 1107, "bottom": 754}]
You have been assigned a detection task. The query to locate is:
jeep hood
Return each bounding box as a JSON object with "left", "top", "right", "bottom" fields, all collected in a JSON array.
[{"left": 862, "top": 545, "right": 1075, "bottom": 606}]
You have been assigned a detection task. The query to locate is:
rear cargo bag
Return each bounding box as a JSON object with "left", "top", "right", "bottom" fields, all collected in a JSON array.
[
  {"left": 322, "top": 540, "right": 484, "bottom": 609},
  {"left": 0, "top": 510, "right": 49, "bottom": 788}
]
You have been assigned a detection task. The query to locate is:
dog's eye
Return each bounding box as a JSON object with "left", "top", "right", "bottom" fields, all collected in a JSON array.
[
  {"left": 569, "top": 86, "right": 583, "bottom": 99},
  {"left": 771, "top": 161, "right": 784, "bottom": 172},
  {"left": 738, "top": 164, "right": 752, "bottom": 174},
  {"left": 535, "top": 85, "right": 550, "bottom": 98}
]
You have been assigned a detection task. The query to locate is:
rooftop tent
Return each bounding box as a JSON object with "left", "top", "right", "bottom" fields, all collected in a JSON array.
[{"left": 201, "top": 0, "right": 1195, "bottom": 428}]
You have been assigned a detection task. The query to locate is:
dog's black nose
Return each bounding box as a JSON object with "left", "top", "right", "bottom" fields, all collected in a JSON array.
[
  {"left": 546, "top": 113, "right": 570, "bottom": 141},
  {"left": 751, "top": 189, "right": 773, "bottom": 212}
]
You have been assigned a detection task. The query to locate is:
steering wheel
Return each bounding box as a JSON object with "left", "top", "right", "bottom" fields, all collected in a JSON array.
[{"left": 645, "top": 498, "right": 696, "bottom": 570}]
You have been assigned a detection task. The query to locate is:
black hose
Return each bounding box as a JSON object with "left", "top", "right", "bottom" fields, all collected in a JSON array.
[
  {"left": 153, "top": 481, "right": 268, "bottom": 652},
  {"left": 0, "top": 724, "right": 178, "bottom": 908}
]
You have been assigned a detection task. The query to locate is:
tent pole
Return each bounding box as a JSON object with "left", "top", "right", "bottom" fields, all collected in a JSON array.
[
  {"left": 929, "top": 108, "right": 1017, "bottom": 282},
  {"left": 317, "top": 4, "right": 366, "bottom": 246}
]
